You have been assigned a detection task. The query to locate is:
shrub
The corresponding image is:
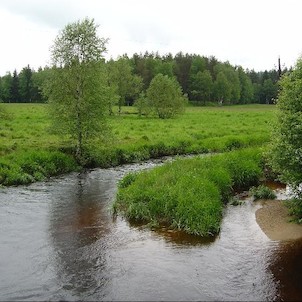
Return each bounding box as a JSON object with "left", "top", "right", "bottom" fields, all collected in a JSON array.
[
  {"left": 147, "top": 74, "right": 187, "bottom": 119},
  {"left": 286, "top": 198, "right": 302, "bottom": 223}
]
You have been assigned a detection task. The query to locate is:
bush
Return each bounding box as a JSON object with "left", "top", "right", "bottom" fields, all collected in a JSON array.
[
  {"left": 286, "top": 198, "right": 302, "bottom": 223},
  {"left": 147, "top": 74, "right": 187, "bottom": 119}
]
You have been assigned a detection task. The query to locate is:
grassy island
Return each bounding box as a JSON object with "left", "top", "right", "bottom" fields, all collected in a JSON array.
[{"left": 114, "top": 148, "right": 263, "bottom": 236}]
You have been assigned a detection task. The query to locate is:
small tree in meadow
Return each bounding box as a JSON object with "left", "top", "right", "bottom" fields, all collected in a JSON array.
[
  {"left": 45, "top": 18, "right": 110, "bottom": 163},
  {"left": 146, "top": 74, "right": 187, "bottom": 119}
]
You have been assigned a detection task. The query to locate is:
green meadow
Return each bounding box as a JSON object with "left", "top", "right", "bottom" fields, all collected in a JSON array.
[{"left": 0, "top": 103, "right": 275, "bottom": 187}]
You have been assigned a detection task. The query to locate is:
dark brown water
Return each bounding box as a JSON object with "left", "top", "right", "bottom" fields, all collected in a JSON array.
[{"left": 0, "top": 159, "right": 302, "bottom": 301}]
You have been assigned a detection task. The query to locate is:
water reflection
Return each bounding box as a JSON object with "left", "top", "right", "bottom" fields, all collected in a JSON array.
[
  {"left": 48, "top": 171, "right": 116, "bottom": 299},
  {"left": 269, "top": 239, "right": 302, "bottom": 301}
]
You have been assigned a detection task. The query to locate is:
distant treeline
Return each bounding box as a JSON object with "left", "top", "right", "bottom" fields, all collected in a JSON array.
[{"left": 0, "top": 52, "right": 289, "bottom": 105}]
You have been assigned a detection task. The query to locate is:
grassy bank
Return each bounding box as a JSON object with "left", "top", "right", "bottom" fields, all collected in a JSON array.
[
  {"left": 0, "top": 104, "right": 78, "bottom": 185},
  {"left": 113, "top": 148, "right": 263, "bottom": 236},
  {"left": 76, "top": 104, "right": 276, "bottom": 167},
  {"left": 0, "top": 103, "right": 275, "bottom": 186}
]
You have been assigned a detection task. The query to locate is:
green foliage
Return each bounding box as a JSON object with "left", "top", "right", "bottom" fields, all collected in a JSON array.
[
  {"left": 0, "top": 67, "right": 49, "bottom": 103},
  {"left": 0, "top": 72, "right": 13, "bottom": 102},
  {"left": 214, "top": 71, "right": 231, "bottom": 104},
  {"left": 269, "top": 58, "right": 302, "bottom": 194},
  {"left": 107, "top": 57, "right": 143, "bottom": 113},
  {"left": 118, "top": 172, "right": 138, "bottom": 188},
  {"left": 45, "top": 18, "right": 110, "bottom": 162},
  {"left": 1, "top": 52, "right": 282, "bottom": 105},
  {"left": 189, "top": 70, "right": 213, "bottom": 104},
  {"left": 114, "top": 148, "right": 263, "bottom": 236},
  {"left": 238, "top": 66, "right": 254, "bottom": 104},
  {"left": 134, "top": 92, "right": 151, "bottom": 116},
  {"left": 147, "top": 74, "right": 187, "bottom": 119},
  {"left": 285, "top": 198, "right": 302, "bottom": 223},
  {"left": 268, "top": 57, "right": 302, "bottom": 221},
  {"left": 250, "top": 185, "right": 277, "bottom": 200}
]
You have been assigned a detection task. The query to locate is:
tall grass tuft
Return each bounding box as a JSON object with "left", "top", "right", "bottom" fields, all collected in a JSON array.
[{"left": 250, "top": 185, "right": 277, "bottom": 200}]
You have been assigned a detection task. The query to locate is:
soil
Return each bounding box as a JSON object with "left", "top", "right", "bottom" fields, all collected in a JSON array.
[{"left": 255, "top": 199, "right": 302, "bottom": 241}]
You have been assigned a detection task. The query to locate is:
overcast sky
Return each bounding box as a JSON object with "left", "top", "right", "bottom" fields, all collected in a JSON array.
[{"left": 0, "top": 0, "right": 302, "bottom": 76}]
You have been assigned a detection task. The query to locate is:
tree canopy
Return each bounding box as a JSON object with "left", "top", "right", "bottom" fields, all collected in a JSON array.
[
  {"left": 268, "top": 57, "right": 302, "bottom": 222},
  {"left": 0, "top": 52, "right": 283, "bottom": 106},
  {"left": 269, "top": 58, "right": 302, "bottom": 193},
  {"left": 44, "top": 18, "right": 110, "bottom": 162},
  {"left": 146, "top": 74, "right": 187, "bottom": 119}
]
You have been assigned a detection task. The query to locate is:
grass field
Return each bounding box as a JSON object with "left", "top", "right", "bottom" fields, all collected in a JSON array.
[{"left": 0, "top": 103, "right": 276, "bottom": 185}]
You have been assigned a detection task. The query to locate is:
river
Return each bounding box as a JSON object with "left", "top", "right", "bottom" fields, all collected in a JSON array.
[{"left": 0, "top": 158, "right": 302, "bottom": 301}]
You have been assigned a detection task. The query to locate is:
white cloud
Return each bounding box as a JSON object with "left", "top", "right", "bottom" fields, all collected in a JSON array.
[{"left": 0, "top": 0, "right": 302, "bottom": 75}]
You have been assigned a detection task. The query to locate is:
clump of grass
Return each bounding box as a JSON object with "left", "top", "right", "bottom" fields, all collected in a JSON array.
[
  {"left": 141, "top": 135, "right": 149, "bottom": 141},
  {"left": 118, "top": 172, "right": 138, "bottom": 188},
  {"left": 229, "top": 197, "right": 243, "bottom": 206},
  {"left": 114, "top": 148, "right": 263, "bottom": 236},
  {"left": 250, "top": 184, "right": 277, "bottom": 200}
]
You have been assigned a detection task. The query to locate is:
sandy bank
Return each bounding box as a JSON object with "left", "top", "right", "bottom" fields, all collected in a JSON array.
[{"left": 255, "top": 200, "right": 302, "bottom": 241}]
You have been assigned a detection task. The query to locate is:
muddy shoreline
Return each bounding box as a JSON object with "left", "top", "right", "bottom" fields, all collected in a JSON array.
[{"left": 256, "top": 199, "right": 302, "bottom": 241}]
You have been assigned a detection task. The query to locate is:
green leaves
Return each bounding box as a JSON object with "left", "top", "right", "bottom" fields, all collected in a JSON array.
[
  {"left": 51, "top": 18, "right": 108, "bottom": 67},
  {"left": 146, "top": 74, "right": 187, "bottom": 119},
  {"left": 46, "top": 18, "right": 110, "bottom": 162},
  {"left": 269, "top": 57, "right": 302, "bottom": 198}
]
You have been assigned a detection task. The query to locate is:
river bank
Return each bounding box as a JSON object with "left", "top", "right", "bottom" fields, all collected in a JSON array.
[{"left": 256, "top": 199, "right": 302, "bottom": 241}]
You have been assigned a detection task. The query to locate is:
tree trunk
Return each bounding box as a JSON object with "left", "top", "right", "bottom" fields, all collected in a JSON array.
[
  {"left": 76, "top": 80, "right": 83, "bottom": 164},
  {"left": 76, "top": 110, "right": 83, "bottom": 163}
]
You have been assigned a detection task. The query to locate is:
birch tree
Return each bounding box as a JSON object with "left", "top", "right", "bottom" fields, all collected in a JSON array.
[{"left": 45, "top": 18, "right": 110, "bottom": 163}]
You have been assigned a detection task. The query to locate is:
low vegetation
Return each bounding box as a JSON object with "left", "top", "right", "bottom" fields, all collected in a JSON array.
[
  {"left": 0, "top": 150, "right": 77, "bottom": 186},
  {"left": 113, "top": 148, "right": 263, "bottom": 236},
  {"left": 250, "top": 185, "right": 277, "bottom": 200},
  {"left": 286, "top": 198, "right": 302, "bottom": 224}
]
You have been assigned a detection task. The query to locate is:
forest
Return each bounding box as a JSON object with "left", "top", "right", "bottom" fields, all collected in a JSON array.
[{"left": 0, "top": 52, "right": 285, "bottom": 106}]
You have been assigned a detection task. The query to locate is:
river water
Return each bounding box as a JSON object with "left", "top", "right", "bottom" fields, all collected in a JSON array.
[{"left": 0, "top": 158, "right": 302, "bottom": 301}]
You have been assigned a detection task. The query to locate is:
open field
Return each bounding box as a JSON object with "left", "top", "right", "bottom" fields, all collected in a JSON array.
[{"left": 0, "top": 103, "right": 276, "bottom": 185}]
